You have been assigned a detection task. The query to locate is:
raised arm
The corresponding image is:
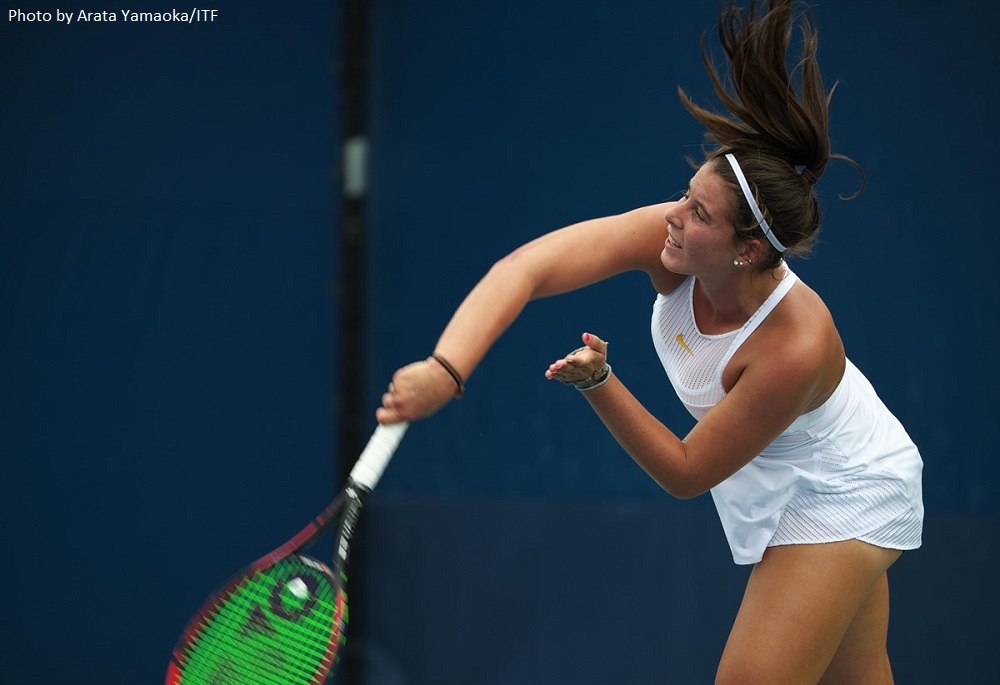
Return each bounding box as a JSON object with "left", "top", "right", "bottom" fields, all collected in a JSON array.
[{"left": 376, "top": 202, "right": 679, "bottom": 424}]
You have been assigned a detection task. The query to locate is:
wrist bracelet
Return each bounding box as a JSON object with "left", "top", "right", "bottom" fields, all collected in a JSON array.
[
  {"left": 575, "top": 363, "right": 612, "bottom": 392},
  {"left": 431, "top": 353, "right": 465, "bottom": 397}
]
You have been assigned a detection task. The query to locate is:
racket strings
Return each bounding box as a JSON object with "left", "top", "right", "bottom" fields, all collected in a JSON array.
[
  {"left": 183, "top": 589, "right": 336, "bottom": 682},
  {"left": 178, "top": 559, "right": 346, "bottom": 684},
  {"left": 184, "top": 616, "right": 328, "bottom": 682}
]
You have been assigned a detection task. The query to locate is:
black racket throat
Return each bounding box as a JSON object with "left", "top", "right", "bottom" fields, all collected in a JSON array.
[
  {"left": 287, "top": 479, "right": 372, "bottom": 557},
  {"left": 330, "top": 480, "right": 373, "bottom": 569}
]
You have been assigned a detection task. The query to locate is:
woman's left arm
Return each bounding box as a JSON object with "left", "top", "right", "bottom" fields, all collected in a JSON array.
[{"left": 548, "top": 331, "right": 828, "bottom": 499}]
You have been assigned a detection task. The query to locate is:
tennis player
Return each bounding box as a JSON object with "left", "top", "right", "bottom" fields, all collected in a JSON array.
[{"left": 377, "top": 1, "right": 923, "bottom": 682}]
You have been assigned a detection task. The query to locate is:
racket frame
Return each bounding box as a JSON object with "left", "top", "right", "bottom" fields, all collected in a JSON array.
[{"left": 166, "top": 423, "right": 407, "bottom": 684}]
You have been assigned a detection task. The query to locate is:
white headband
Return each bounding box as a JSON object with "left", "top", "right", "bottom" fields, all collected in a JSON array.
[{"left": 724, "top": 153, "right": 786, "bottom": 253}]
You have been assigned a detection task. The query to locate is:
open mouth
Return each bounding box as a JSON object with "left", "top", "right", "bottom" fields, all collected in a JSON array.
[{"left": 666, "top": 234, "right": 682, "bottom": 249}]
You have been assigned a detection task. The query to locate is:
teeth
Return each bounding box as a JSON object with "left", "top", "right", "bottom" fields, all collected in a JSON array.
[{"left": 668, "top": 235, "right": 680, "bottom": 248}]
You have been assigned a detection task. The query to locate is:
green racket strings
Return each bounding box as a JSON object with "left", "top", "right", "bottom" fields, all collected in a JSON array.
[{"left": 178, "top": 557, "right": 346, "bottom": 684}]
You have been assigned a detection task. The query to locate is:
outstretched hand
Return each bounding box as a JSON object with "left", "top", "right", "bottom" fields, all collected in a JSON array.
[{"left": 544, "top": 332, "right": 609, "bottom": 385}]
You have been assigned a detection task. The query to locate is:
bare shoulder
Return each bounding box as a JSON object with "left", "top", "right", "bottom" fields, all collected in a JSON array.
[
  {"left": 727, "top": 278, "right": 846, "bottom": 408},
  {"left": 751, "top": 281, "right": 847, "bottom": 398}
]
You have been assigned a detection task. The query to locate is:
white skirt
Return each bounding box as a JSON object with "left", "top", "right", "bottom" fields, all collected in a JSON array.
[{"left": 710, "top": 359, "right": 924, "bottom": 565}]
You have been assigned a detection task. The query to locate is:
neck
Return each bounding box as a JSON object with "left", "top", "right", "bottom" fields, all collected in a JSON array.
[{"left": 694, "top": 265, "right": 786, "bottom": 333}]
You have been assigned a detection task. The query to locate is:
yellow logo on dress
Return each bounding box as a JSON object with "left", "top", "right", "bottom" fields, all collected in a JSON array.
[{"left": 675, "top": 333, "right": 694, "bottom": 356}]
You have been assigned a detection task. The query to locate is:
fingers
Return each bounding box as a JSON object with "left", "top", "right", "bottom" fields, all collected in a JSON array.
[
  {"left": 545, "top": 332, "right": 609, "bottom": 383},
  {"left": 544, "top": 360, "right": 567, "bottom": 380},
  {"left": 376, "top": 379, "right": 402, "bottom": 424},
  {"left": 567, "top": 333, "right": 608, "bottom": 366},
  {"left": 545, "top": 356, "right": 590, "bottom": 384},
  {"left": 375, "top": 360, "right": 453, "bottom": 424},
  {"left": 582, "top": 331, "right": 609, "bottom": 355},
  {"left": 375, "top": 406, "right": 403, "bottom": 424}
]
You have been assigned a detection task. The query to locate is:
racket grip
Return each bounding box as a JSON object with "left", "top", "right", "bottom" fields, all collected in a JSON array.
[{"left": 349, "top": 422, "right": 409, "bottom": 491}]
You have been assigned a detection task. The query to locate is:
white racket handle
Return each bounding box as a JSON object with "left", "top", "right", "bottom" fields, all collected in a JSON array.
[{"left": 348, "top": 422, "right": 409, "bottom": 491}]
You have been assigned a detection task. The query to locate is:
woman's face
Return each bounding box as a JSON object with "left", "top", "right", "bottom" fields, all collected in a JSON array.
[{"left": 660, "top": 161, "right": 743, "bottom": 275}]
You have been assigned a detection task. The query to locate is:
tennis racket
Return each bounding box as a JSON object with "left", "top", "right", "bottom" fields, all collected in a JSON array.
[{"left": 166, "top": 421, "right": 408, "bottom": 684}]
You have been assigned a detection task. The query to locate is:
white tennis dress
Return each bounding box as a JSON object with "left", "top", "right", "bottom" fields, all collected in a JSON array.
[{"left": 651, "top": 267, "right": 924, "bottom": 564}]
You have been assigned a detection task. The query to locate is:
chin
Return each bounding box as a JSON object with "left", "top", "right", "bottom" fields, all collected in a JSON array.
[
  {"left": 660, "top": 250, "right": 686, "bottom": 273},
  {"left": 660, "top": 257, "right": 696, "bottom": 279}
]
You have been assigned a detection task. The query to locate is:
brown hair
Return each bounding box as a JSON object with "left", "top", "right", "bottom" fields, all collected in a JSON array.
[{"left": 679, "top": 0, "right": 863, "bottom": 268}]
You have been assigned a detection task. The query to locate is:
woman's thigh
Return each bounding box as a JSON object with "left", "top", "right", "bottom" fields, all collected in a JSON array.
[
  {"left": 818, "top": 572, "right": 895, "bottom": 685},
  {"left": 715, "top": 540, "right": 901, "bottom": 685}
]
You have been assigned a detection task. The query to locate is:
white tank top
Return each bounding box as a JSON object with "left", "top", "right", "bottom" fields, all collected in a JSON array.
[
  {"left": 652, "top": 268, "right": 799, "bottom": 420},
  {"left": 651, "top": 267, "right": 923, "bottom": 564}
]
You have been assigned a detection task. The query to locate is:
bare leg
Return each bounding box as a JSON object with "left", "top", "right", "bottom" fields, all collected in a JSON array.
[
  {"left": 818, "top": 572, "right": 894, "bottom": 685},
  {"left": 715, "top": 540, "right": 901, "bottom": 685}
]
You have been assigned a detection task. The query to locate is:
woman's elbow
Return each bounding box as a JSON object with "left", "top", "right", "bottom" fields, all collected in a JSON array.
[{"left": 662, "top": 481, "right": 707, "bottom": 500}]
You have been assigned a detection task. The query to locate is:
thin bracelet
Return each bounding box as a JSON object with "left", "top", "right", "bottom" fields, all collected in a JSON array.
[
  {"left": 431, "top": 353, "right": 465, "bottom": 397},
  {"left": 576, "top": 363, "right": 612, "bottom": 392}
]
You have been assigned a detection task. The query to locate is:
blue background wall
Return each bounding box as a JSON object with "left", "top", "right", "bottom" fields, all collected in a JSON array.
[
  {"left": 2, "top": 1, "right": 997, "bottom": 683},
  {"left": 1, "top": 2, "right": 340, "bottom": 682}
]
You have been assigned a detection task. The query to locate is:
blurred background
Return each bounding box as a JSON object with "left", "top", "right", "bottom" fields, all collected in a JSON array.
[{"left": 2, "top": 1, "right": 996, "bottom": 683}]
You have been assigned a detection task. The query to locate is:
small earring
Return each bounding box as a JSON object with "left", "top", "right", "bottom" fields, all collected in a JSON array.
[{"left": 733, "top": 259, "right": 745, "bottom": 267}]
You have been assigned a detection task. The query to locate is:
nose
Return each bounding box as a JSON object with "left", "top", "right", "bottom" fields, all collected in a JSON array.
[{"left": 663, "top": 204, "right": 680, "bottom": 229}]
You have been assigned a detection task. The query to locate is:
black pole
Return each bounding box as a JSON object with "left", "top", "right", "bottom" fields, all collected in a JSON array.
[{"left": 338, "top": 0, "right": 369, "bottom": 683}]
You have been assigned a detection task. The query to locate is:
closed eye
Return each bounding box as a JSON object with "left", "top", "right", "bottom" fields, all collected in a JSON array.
[{"left": 681, "top": 190, "right": 705, "bottom": 222}]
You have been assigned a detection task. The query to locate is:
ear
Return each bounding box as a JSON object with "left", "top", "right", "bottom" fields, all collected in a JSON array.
[{"left": 737, "top": 238, "right": 763, "bottom": 265}]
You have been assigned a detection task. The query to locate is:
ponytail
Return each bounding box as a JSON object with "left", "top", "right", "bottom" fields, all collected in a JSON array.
[{"left": 679, "top": 0, "right": 863, "bottom": 267}]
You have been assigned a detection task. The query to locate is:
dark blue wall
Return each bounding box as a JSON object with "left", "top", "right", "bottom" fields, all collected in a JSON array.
[
  {"left": 2, "top": 2, "right": 339, "bottom": 683},
  {"left": 2, "top": 1, "right": 997, "bottom": 684}
]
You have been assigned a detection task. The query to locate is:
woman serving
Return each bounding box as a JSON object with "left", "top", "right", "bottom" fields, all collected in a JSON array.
[{"left": 377, "top": 2, "right": 923, "bottom": 682}]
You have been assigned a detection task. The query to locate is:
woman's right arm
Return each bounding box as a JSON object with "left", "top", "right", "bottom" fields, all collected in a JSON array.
[{"left": 376, "top": 202, "right": 679, "bottom": 424}]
